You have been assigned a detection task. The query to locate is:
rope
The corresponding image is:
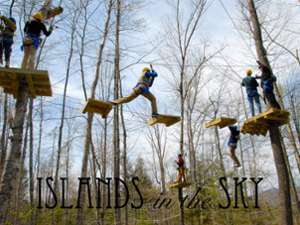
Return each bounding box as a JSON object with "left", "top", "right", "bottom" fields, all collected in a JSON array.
[{"left": 217, "top": 0, "right": 257, "bottom": 60}]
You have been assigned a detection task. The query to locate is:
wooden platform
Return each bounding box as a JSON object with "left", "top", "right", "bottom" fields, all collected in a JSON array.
[
  {"left": 148, "top": 114, "right": 181, "bottom": 127},
  {"left": 40, "top": 6, "right": 63, "bottom": 20},
  {"left": 241, "top": 108, "right": 290, "bottom": 136},
  {"left": 205, "top": 117, "right": 237, "bottom": 129},
  {"left": 0, "top": 67, "right": 52, "bottom": 98},
  {"left": 169, "top": 181, "right": 191, "bottom": 189},
  {"left": 82, "top": 99, "right": 112, "bottom": 118}
]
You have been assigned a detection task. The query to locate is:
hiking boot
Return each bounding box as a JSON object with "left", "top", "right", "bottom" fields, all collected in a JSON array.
[
  {"left": 5, "top": 61, "right": 9, "bottom": 68},
  {"left": 152, "top": 112, "right": 159, "bottom": 117},
  {"left": 108, "top": 101, "right": 117, "bottom": 106},
  {"left": 234, "top": 162, "right": 241, "bottom": 168}
]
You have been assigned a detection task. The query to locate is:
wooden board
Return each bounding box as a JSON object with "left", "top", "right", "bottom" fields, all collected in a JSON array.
[
  {"left": 148, "top": 114, "right": 181, "bottom": 127},
  {"left": 205, "top": 117, "right": 237, "bottom": 129},
  {"left": 0, "top": 67, "right": 52, "bottom": 98},
  {"left": 82, "top": 99, "right": 112, "bottom": 118},
  {"left": 38, "top": 0, "right": 63, "bottom": 21},
  {"left": 241, "top": 108, "right": 290, "bottom": 136},
  {"left": 40, "top": 7, "right": 63, "bottom": 20},
  {"left": 169, "top": 181, "right": 191, "bottom": 189}
]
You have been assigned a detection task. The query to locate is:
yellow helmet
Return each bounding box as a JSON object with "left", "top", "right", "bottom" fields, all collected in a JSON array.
[
  {"left": 246, "top": 69, "right": 252, "bottom": 76},
  {"left": 143, "top": 67, "right": 151, "bottom": 73},
  {"left": 33, "top": 12, "right": 44, "bottom": 21}
]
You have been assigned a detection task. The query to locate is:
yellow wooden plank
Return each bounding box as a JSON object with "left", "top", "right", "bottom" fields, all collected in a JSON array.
[
  {"left": 25, "top": 73, "right": 36, "bottom": 97},
  {"left": 241, "top": 108, "right": 289, "bottom": 136},
  {"left": 31, "top": 71, "right": 51, "bottom": 97},
  {"left": 0, "top": 67, "right": 51, "bottom": 98},
  {"left": 82, "top": 99, "right": 113, "bottom": 118},
  {"left": 148, "top": 114, "right": 181, "bottom": 127},
  {"left": 43, "top": 7, "right": 63, "bottom": 20},
  {"left": 169, "top": 181, "right": 191, "bottom": 189},
  {"left": 205, "top": 118, "right": 221, "bottom": 128},
  {"left": 205, "top": 117, "right": 237, "bottom": 128},
  {"left": 35, "top": 89, "right": 52, "bottom": 97}
]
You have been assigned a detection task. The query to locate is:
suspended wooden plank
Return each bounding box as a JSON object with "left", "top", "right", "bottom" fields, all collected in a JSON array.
[
  {"left": 169, "top": 181, "right": 191, "bottom": 189},
  {"left": 205, "top": 117, "right": 237, "bottom": 129},
  {"left": 241, "top": 108, "right": 290, "bottom": 136},
  {"left": 0, "top": 67, "right": 52, "bottom": 98},
  {"left": 42, "top": 6, "right": 63, "bottom": 20},
  {"left": 82, "top": 99, "right": 113, "bottom": 118},
  {"left": 38, "top": 0, "right": 63, "bottom": 21},
  {"left": 241, "top": 125, "right": 268, "bottom": 136},
  {"left": 148, "top": 114, "right": 181, "bottom": 127}
]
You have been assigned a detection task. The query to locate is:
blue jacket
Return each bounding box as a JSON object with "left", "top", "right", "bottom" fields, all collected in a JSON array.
[{"left": 138, "top": 70, "right": 158, "bottom": 87}]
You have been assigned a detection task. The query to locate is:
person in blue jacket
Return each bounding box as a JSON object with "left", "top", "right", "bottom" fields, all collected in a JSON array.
[
  {"left": 111, "top": 67, "right": 159, "bottom": 117},
  {"left": 241, "top": 69, "right": 262, "bottom": 116},
  {"left": 256, "top": 61, "right": 281, "bottom": 109},
  {"left": 228, "top": 125, "right": 241, "bottom": 168}
]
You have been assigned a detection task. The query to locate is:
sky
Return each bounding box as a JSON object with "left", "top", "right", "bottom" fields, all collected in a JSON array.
[{"left": 2, "top": 0, "right": 300, "bottom": 191}]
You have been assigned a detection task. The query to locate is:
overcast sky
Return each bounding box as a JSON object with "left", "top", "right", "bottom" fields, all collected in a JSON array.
[{"left": 4, "top": 0, "right": 300, "bottom": 190}]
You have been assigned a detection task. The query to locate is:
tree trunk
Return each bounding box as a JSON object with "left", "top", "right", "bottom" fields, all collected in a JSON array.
[
  {"left": 120, "top": 76, "right": 128, "bottom": 225},
  {"left": 113, "top": 1, "right": 121, "bottom": 224},
  {"left": 28, "top": 98, "right": 35, "bottom": 225},
  {"left": 269, "top": 127, "right": 293, "bottom": 225},
  {"left": 0, "top": 82, "right": 29, "bottom": 223},
  {"left": 0, "top": 94, "right": 8, "bottom": 177},
  {"left": 247, "top": 1, "right": 294, "bottom": 224},
  {"left": 76, "top": 1, "right": 113, "bottom": 223},
  {"left": 54, "top": 17, "right": 77, "bottom": 196},
  {"left": 289, "top": 95, "right": 300, "bottom": 170}
]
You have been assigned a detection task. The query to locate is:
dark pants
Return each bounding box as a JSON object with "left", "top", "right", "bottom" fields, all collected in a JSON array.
[
  {"left": 0, "top": 35, "right": 13, "bottom": 63},
  {"left": 247, "top": 91, "right": 262, "bottom": 116},
  {"left": 264, "top": 91, "right": 281, "bottom": 109}
]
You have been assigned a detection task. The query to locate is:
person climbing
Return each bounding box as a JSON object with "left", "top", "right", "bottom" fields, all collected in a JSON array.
[
  {"left": 255, "top": 61, "right": 281, "bottom": 109},
  {"left": 175, "top": 154, "right": 186, "bottom": 184},
  {"left": 241, "top": 68, "right": 262, "bottom": 116},
  {"left": 111, "top": 67, "right": 159, "bottom": 117},
  {"left": 21, "top": 12, "right": 53, "bottom": 69},
  {"left": 0, "top": 16, "right": 16, "bottom": 68},
  {"left": 228, "top": 125, "right": 241, "bottom": 168}
]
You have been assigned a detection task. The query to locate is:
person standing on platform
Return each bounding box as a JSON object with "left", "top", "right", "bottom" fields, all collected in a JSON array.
[
  {"left": 241, "top": 68, "right": 262, "bottom": 116},
  {"left": 0, "top": 16, "right": 16, "bottom": 68},
  {"left": 21, "top": 12, "right": 53, "bottom": 69},
  {"left": 256, "top": 61, "right": 281, "bottom": 109}
]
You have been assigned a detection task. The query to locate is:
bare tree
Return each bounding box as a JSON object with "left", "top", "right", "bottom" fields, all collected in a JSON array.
[
  {"left": 76, "top": 0, "right": 114, "bottom": 224},
  {"left": 147, "top": 126, "right": 168, "bottom": 194},
  {"left": 54, "top": 3, "right": 80, "bottom": 197},
  {"left": 113, "top": 0, "right": 121, "bottom": 224},
  {"left": 246, "top": 1, "right": 293, "bottom": 224},
  {"left": 163, "top": 1, "right": 208, "bottom": 224}
]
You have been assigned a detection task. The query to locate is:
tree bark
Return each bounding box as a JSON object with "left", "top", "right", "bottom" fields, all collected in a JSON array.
[
  {"left": 54, "top": 14, "right": 77, "bottom": 196},
  {"left": 76, "top": 1, "right": 113, "bottom": 224},
  {"left": 247, "top": 1, "right": 294, "bottom": 224},
  {"left": 0, "top": 82, "right": 29, "bottom": 223},
  {"left": 0, "top": 94, "right": 8, "bottom": 176},
  {"left": 113, "top": 0, "right": 121, "bottom": 224},
  {"left": 269, "top": 127, "right": 293, "bottom": 225}
]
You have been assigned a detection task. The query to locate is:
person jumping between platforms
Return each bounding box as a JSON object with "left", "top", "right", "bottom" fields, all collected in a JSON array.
[
  {"left": 21, "top": 12, "right": 53, "bottom": 69},
  {"left": 256, "top": 61, "right": 281, "bottom": 109},
  {"left": 228, "top": 125, "right": 241, "bottom": 168},
  {"left": 175, "top": 154, "right": 186, "bottom": 184},
  {"left": 241, "top": 69, "right": 262, "bottom": 116},
  {"left": 0, "top": 16, "right": 16, "bottom": 68},
  {"left": 111, "top": 67, "right": 159, "bottom": 117}
]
